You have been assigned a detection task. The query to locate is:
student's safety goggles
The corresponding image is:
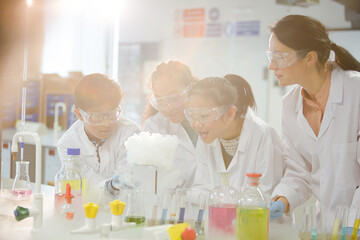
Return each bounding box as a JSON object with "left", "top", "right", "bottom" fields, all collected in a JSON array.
[
  {"left": 266, "top": 50, "right": 308, "bottom": 69},
  {"left": 184, "top": 105, "right": 230, "bottom": 124},
  {"left": 79, "top": 106, "right": 122, "bottom": 126},
  {"left": 149, "top": 88, "right": 189, "bottom": 111}
]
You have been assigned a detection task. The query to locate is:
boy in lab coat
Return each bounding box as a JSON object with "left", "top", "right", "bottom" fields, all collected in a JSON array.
[{"left": 57, "top": 73, "right": 140, "bottom": 192}]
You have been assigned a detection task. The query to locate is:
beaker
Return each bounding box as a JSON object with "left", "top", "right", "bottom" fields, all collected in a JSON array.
[
  {"left": 125, "top": 188, "right": 146, "bottom": 225},
  {"left": 12, "top": 161, "right": 32, "bottom": 197}
]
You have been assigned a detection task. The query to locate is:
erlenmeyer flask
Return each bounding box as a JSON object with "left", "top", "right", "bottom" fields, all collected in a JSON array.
[
  {"left": 125, "top": 188, "right": 146, "bottom": 225},
  {"left": 12, "top": 161, "right": 32, "bottom": 197}
]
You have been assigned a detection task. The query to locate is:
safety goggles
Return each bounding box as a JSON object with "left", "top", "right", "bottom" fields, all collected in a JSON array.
[
  {"left": 79, "top": 106, "right": 122, "bottom": 126},
  {"left": 149, "top": 87, "right": 189, "bottom": 111},
  {"left": 184, "top": 105, "right": 230, "bottom": 124},
  {"left": 265, "top": 50, "right": 308, "bottom": 69}
]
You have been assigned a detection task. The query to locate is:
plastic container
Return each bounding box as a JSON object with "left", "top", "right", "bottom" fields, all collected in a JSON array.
[
  {"left": 208, "top": 172, "right": 239, "bottom": 237},
  {"left": 236, "top": 173, "right": 269, "bottom": 240},
  {"left": 54, "top": 148, "right": 82, "bottom": 214}
]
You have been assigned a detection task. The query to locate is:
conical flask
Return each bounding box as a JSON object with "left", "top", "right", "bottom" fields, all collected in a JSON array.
[
  {"left": 236, "top": 173, "right": 269, "bottom": 240},
  {"left": 208, "top": 172, "right": 239, "bottom": 237},
  {"left": 125, "top": 188, "right": 146, "bottom": 225},
  {"left": 12, "top": 161, "right": 32, "bottom": 197}
]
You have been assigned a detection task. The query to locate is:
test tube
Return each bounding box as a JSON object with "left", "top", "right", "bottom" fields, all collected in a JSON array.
[
  {"left": 311, "top": 205, "right": 319, "bottom": 240},
  {"left": 350, "top": 208, "right": 360, "bottom": 240},
  {"left": 331, "top": 206, "right": 343, "bottom": 240},
  {"left": 301, "top": 205, "right": 311, "bottom": 240},
  {"left": 169, "top": 193, "right": 178, "bottom": 224},
  {"left": 150, "top": 196, "right": 159, "bottom": 226},
  {"left": 177, "top": 188, "right": 188, "bottom": 223},
  {"left": 340, "top": 206, "right": 349, "bottom": 240},
  {"left": 160, "top": 193, "right": 172, "bottom": 225},
  {"left": 195, "top": 193, "right": 207, "bottom": 235}
]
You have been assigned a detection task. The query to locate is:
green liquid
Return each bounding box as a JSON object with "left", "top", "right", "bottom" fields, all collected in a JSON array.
[
  {"left": 236, "top": 207, "right": 269, "bottom": 240},
  {"left": 125, "top": 216, "right": 146, "bottom": 225}
]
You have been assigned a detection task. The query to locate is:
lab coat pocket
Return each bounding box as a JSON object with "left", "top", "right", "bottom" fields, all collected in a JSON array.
[{"left": 332, "top": 142, "right": 359, "bottom": 190}]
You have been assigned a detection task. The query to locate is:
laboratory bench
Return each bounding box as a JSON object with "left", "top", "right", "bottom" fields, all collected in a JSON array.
[
  {"left": 0, "top": 178, "right": 303, "bottom": 240},
  {"left": 1, "top": 128, "right": 65, "bottom": 186}
]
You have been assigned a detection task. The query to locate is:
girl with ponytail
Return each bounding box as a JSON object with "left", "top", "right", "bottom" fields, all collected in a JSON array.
[
  {"left": 185, "top": 75, "right": 284, "bottom": 199},
  {"left": 267, "top": 15, "right": 360, "bottom": 227}
]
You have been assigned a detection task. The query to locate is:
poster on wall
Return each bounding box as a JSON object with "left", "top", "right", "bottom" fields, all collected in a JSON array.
[{"left": 174, "top": 7, "right": 260, "bottom": 38}]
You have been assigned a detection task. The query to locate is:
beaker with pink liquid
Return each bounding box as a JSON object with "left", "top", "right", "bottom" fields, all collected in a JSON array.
[{"left": 208, "top": 172, "right": 239, "bottom": 237}]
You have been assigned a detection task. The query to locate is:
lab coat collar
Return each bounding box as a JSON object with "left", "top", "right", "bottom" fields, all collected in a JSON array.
[
  {"left": 210, "top": 107, "right": 256, "bottom": 172},
  {"left": 295, "top": 63, "right": 343, "bottom": 140}
]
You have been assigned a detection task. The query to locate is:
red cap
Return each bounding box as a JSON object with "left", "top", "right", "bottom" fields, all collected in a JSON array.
[
  {"left": 64, "top": 183, "right": 74, "bottom": 204},
  {"left": 246, "top": 173, "right": 262, "bottom": 178},
  {"left": 181, "top": 227, "right": 196, "bottom": 240}
]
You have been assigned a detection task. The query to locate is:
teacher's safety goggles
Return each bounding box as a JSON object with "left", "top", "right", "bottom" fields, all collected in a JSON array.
[
  {"left": 79, "top": 106, "right": 122, "bottom": 126},
  {"left": 184, "top": 105, "right": 230, "bottom": 124},
  {"left": 149, "top": 88, "right": 189, "bottom": 111},
  {"left": 266, "top": 50, "right": 308, "bottom": 69}
]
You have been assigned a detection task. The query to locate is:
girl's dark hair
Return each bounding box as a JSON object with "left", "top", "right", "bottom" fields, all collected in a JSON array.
[
  {"left": 271, "top": 15, "right": 360, "bottom": 71},
  {"left": 188, "top": 75, "right": 256, "bottom": 118},
  {"left": 142, "top": 60, "right": 196, "bottom": 122}
]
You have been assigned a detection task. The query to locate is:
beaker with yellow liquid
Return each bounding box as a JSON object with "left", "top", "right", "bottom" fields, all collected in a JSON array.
[{"left": 236, "top": 173, "right": 269, "bottom": 240}]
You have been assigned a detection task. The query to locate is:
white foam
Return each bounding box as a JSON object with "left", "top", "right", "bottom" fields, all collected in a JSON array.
[{"left": 125, "top": 132, "right": 179, "bottom": 170}]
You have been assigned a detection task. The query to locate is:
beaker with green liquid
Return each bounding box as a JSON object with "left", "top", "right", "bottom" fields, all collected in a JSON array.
[
  {"left": 125, "top": 188, "right": 146, "bottom": 225},
  {"left": 236, "top": 173, "right": 269, "bottom": 240}
]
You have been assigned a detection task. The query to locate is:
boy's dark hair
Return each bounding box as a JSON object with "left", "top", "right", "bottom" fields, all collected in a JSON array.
[{"left": 74, "top": 73, "right": 123, "bottom": 110}]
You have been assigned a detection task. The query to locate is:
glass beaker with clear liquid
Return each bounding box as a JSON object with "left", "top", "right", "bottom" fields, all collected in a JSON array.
[
  {"left": 209, "top": 172, "right": 239, "bottom": 237},
  {"left": 12, "top": 161, "right": 32, "bottom": 197},
  {"left": 125, "top": 188, "right": 146, "bottom": 225}
]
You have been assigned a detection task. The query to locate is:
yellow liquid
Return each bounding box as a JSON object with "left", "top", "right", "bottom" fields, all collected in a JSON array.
[
  {"left": 331, "top": 218, "right": 340, "bottom": 240},
  {"left": 236, "top": 207, "right": 269, "bottom": 240},
  {"left": 59, "top": 179, "right": 82, "bottom": 192},
  {"left": 350, "top": 219, "right": 360, "bottom": 240}
]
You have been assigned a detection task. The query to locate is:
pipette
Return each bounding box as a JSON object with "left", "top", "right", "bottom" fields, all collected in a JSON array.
[
  {"left": 331, "top": 206, "right": 343, "bottom": 240},
  {"left": 341, "top": 206, "right": 349, "bottom": 240},
  {"left": 350, "top": 208, "right": 360, "bottom": 240}
]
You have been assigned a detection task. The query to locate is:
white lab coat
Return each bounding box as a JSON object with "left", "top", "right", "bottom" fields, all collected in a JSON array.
[
  {"left": 57, "top": 117, "right": 140, "bottom": 186},
  {"left": 142, "top": 112, "right": 197, "bottom": 195},
  {"left": 272, "top": 63, "right": 360, "bottom": 224},
  {"left": 192, "top": 107, "right": 284, "bottom": 198}
]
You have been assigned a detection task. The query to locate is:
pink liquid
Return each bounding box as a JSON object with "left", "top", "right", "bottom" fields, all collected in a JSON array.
[
  {"left": 12, "top": 189, "right": 32, "bottom": 198},
  {"left": 209, "top": 204, "right": 237, "bottom": 235}
]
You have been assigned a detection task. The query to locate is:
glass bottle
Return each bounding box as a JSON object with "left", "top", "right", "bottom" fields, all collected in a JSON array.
[
  {"left": 12, "top": 161, "right": 32, "bottom": 197},
  {"left": 54, "top": 148, "right": 82, "bottom": 214},
  {"left": 209, "top": 172, "right": 239, "bottom": 237},
  {"left": 236, "top": 173, "right": 269, "bottom": 240},
  {"left": 125, "top": 188, "right": 146, "bottom": 225}
]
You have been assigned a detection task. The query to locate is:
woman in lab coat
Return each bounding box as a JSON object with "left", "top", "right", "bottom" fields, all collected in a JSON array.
[
  {"left": 142, "top": 60, "right": 198, "bottom": 194},
  {"left": 186, "top": 75, "right": 284, "bottom": 197},
  {"left": 267, "top": 15, "right": 360, "bottom": 224}
]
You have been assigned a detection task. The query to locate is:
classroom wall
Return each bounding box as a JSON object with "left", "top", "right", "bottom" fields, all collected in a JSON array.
[{"left": 115, "top": 0, "right": 351, "bottom": 130}]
